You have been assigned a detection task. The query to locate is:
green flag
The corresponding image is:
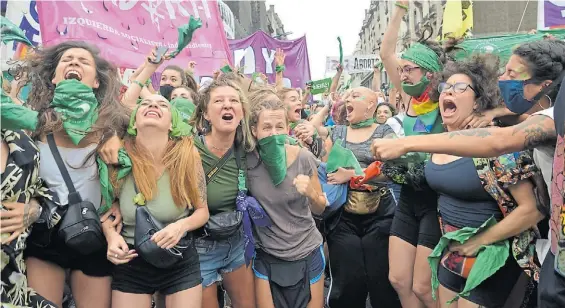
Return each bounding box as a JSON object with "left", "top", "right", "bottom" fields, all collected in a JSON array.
[
  {"left": 170, "top": 16, "right": 203, "bottom": 58},
  {"left": 1, "top": 16, "right": 33, "bottom": 46},
  {"left": 309, "top": 78, "right": 332, "bottom": 95}
]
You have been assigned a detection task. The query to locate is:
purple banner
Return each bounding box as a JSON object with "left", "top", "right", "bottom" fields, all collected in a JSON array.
[
  {"left": 543, "top": 1, "right": 565, "bottom": 28},
  {"left": 228, "top": 31, "right": 311, "bottom": 88}
]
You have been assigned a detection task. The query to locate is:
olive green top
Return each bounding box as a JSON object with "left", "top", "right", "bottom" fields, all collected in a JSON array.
[
  {"left": 120, "top": 172, "right": 190, "bottom": 245},
  {"left": 194, "top": 136, "right": 239, "bottom": 215}
]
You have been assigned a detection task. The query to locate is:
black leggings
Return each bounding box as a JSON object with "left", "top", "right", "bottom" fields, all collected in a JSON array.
[{"left": 326, "top": 195, "right": 400, "bottom": 308}]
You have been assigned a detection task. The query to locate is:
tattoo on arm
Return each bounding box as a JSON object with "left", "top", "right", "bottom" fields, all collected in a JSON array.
[
  {"left": 511, "top": 115, "right": 557, "bottom": 150},
  {"left": 195, "top": 162, "right": 208, "bottom": 208},
  {"left": 447, "top": 129, "right": 492, "bottom": 138}
]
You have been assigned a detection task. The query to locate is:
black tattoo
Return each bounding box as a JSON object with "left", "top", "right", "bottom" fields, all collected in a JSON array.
[
  {"left": 512, "top": 115, "right": 557, "bottom": 150},
  {"left": 196, "top": 162, "right": 208, "bottom": 208},
  {"left": 447, "top": 129, "right": 492, "bottom": 139}
]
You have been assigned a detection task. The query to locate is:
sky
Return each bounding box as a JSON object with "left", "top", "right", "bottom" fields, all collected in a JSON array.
[{"left": 265, "top": 0, "right": 370, "bottom": 80}]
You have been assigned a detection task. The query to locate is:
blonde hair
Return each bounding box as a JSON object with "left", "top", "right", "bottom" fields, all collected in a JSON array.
[
  {"left": 112, "top": 136, "right": 201, "bottom": 209},
  {"left": 249, "top": 88, "right": 288, "bottom": 130},
  {"left": 276, "top": 87, "right": 299, "bottom": 102},
  {"left": 192, "top": 76, "right": 255, "bottom": 152}
]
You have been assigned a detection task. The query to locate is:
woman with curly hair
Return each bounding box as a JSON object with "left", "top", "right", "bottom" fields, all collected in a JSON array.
[{"left": 22, "top": 41, "right": 128, "bottom": 308}]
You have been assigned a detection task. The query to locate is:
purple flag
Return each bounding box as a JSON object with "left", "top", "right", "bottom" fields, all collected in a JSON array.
[
  {"left": 229, "top": 31, "right": 311, "bottom": 88},
  {"left": 542, "top": 1, "right": 565, "bottom": 29}
]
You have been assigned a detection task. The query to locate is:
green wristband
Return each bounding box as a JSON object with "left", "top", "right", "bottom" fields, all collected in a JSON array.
[
  {"left": 132, "top": 80, "right": 144, "bottom": 88},
  {"left": 276, "top": 65, "right": 285, "bottom": 73},
  {"left": 144, "top": 79, "right": 152, "bottom": 87},
  {"left": 395, "top": 2, "right": 409, "bottom": 10}
]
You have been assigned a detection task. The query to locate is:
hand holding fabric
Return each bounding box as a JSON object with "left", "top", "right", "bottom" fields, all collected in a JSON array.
[
  {"left": 449, "top": 237, "right": 483, "bottom": 257},
  {"left": 170, "top": 16, "right": 203, "bottom": 58},
  {"left": 327, "top": 167, "right": 356, "bottom": 185},
  {"left": 98, "top": 135, "right": 122, "bottom": 164},
  {"left": 151, "top": 221, "right": 185, "bottom": 249}
]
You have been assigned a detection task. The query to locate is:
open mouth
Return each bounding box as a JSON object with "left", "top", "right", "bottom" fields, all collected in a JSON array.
[
  {"left": 221, "top": 113, "right": 234, "bottom": 121},
  {"left": 442, "top": 98, "right": 457, "bottom": 116},
  {"left": 346, "top": 105, "right": 354, "bottom": 115},
  {"left": 64, "top": 70, "right": 82, "bottom": 81},
  {"left": 144, "top": 110, "right": 161, "bottom": 118},
  {"left": 293, "top": 107, "right": 302, "bottom": 117}
]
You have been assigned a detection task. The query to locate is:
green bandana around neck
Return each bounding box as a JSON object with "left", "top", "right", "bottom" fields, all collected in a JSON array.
[
  {"left": 51, "top": 79, "right": 99, "bottom": 145},
  {"left": 326, "top": 139, "right": 363, "bottom": 175},
  {"left": 170, "top": 16, "right": 203, "bottom": 58},
  {"left": 350, "top": 118, "right": 375, "bottom": 129},
  {"left": 170, "top": 98, "right": 195, "bottom": 123},
  {"left": 401, "top": 75, "right": 430, "bottom": 97},
  {"left": 258, "top": 134, "right": 288, "bottom": 186},
  {"left": 401, "top": 43, "right": 442, "bottom": 73},
  {"left": 127, "top": 104, "right": 192, "bottom": 137}
]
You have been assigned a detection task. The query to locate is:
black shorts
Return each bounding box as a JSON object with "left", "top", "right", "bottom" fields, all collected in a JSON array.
[
  {"left": 25, "top": 225, "right": 113, "bottom": 277},
  {"left": 112, "top": 244, "right": 202, "bottom": 295},
  {"left": 438, "top": 250, "right": 522, "bottom": 307},
  {"left": 538, "top": 252, "right": 565, "bottom": 308},
  {"left": 389, "top": 184, "right": 441, "bottom": 249}
]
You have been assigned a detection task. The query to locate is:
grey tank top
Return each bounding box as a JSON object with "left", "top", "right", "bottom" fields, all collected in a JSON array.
[{"left": 331, "top": 124, "right": 394, "bottom": 169}]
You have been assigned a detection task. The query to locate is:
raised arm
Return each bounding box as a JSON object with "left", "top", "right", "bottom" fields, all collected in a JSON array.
[
  {"left": 329, "top": 65, "right": 343, "bottom": 94},
  {"left": 380, "top": 1, "right": 408, "bottom": 91},
  {"left": 274, "top": 48, "right": 285, "bottom": 91},
  {"left": 121, "top": 49, "right": 166, "bottom": 109}
]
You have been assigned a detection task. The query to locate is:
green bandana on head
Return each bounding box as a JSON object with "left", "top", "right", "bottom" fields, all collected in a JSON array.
[
  {"left": 401, "top": 43, "right": 443, "bottom": 73},
  {"left": 402, "top": 76, "right": 431, "bottom": 97},
  {"left": 170, "top": 98, "right": 195, "bottom": 123},
  {"left": 51, "top": 79, "right": 99, "bottom": 145},
  {"left": 127, "top": 104, "right": 192, "bottom": 137},
  {"left": 258, "top": 134, "right": 288, "bottom": 186}
]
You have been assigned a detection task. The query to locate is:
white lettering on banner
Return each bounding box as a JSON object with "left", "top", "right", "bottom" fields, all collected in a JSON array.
[
  {"left": 262, "top": 48, "right": 275, "bottom": 74},
  {"left": 164, "top": 0, "right": 191, "bottom": 20},
  {"left": 141, "top": 0, "right": 165, "bottom": 32},
  {"left": 233, "top": 47, "right": 256, "bottom": 74}
]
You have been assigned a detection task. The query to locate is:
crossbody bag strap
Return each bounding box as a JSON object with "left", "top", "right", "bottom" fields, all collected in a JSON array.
[
  {"left": 233, "top": 142, "right": 247, "bottom": 192},
  {"left": 46, "top": 133, "right": 82, "bottom": 204},
  {"left": 206, "top": 145, "right": 234, "bottom": 185}
]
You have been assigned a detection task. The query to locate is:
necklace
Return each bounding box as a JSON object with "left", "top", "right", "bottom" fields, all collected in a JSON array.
[{"left": 205, "top": 136, "right": 231, "bottom": 151}]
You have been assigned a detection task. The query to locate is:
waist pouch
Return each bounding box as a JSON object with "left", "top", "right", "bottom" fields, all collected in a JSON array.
[
  {"left": 199, "top": 210, "right": 243, "bottom": 240},
  {"left": 257, "top": 250, "right": 312, "bottom": 308}
]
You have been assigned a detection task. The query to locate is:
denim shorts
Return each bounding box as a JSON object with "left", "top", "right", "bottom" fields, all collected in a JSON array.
[
  {"left": 195, "top": 228, "right": 246, "bottom": 287},
  {"left": 253, "top": 245, "right": 326, "bottom": 285}
]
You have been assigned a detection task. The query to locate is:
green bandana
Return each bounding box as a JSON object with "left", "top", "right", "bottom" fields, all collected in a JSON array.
[
  {"left": 220, "top": 65, "right": 233, "bottom": 73},
  {"left": 350, "top": 118, "right": 374, "bottom": 129},
  {"left": 1, "top": 82, "right": 38, "bottom": 131},
  {"left": 127, "top": 104, "right": 192, "bottom": 137},
  {"left": 401, "top": 43, "right": 442, "bottom": 73},
  {"left": 1, "top": 16, "right": 33, "bottom": 46},
  {"left": 258, "top": 134, "right": 288, "bottom": 186},
  {"left": 170, "top": 16, "right": 203, "bottom": 58},
  {"left": 401, "top": 76, "right": 431, "bottom": 97},
  {"left": 326, "top": 139, "right": 363, "bottom": 175},
  {"left": 337, "top": 37, "right": 344, "bottom": 64},
  {"left": 51, "top": 79, "right": 99, "bottom": 145},
  {"left": 170, "top": 98, "right": 195, "bottom": 123},
  {"left": 97, "top": 148, "right": 132, "bottom": 214}
]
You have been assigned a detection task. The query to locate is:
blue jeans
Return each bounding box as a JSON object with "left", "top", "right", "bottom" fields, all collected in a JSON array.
[{"left": 195, "top": 229, "right": 246, "bottom": 287}]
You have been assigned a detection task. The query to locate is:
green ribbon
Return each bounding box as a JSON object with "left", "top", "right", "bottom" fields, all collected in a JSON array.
[
  {"left": 401, "top": 42, "right": 443, "bottom": 72},
  {"left": 326, "top": 139, "right": 363, "bottom": 175},
  {"left": 97, "top": 148, "right": 132, "bottom": 214},
  {"left": 350, "top": 118, "right": 374, "bottom": 129},
  {"left": 1, "top": 16, "right": 33, "bottom": 46},
  {"left": 51, "top": 79, "right": 99, "bottom": 145},
  {"left": 170, "top": 97, "right": 195, "bottom": 124},
  {"left": 170, "top": 16, "right": 203, "bottom": 58},
  {"left": 127, "top": 104, "right": 192, "bottom": 137},
  {"left": 428, "top": 216, "right": 509, "bottom": 304},
  {"left": 258, "top": 134, "right": 288, "bottom": 186},
  {"left": 337, "top": 37, "right": 343, "bottom": 64}
]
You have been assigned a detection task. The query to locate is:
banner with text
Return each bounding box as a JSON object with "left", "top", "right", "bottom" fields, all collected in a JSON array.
[
  {"left": 325, "top": 54, "right": 379, "bottom": 75},
  {"left": 309, "top": 78, "right": 331, "bottom": 95},
  {"left": 538, "top": 0, "right": 565, "bottom": 29},
  {"left": 228, "top": 31, "right": 311, "bottom": 88},
  {"left": 37, "top": 0, "right": 233, "bottom": 80}
]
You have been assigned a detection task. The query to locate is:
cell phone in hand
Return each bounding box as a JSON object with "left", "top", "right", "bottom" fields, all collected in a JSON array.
[{"left": 150, "top": 46, "right": 169, "bottom": 64}]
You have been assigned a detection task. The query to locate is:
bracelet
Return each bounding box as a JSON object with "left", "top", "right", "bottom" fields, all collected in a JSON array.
[
  {"left": 275, "top": 65, "right": 285, "bottom": 73},
  {"left": 132, "top": 80, "right": 144, "bottom": 88},
  {"left": 395, "top": 2, "right": 409, "bottom": 11},
  {"left": 144, "top": 79, "right": 152, "bottom": 87}
]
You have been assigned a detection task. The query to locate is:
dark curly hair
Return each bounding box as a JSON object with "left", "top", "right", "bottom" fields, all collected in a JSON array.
[
  {"left": 513, "top": 40, "right": 565, "bottom": 100},
  {"left": 24, "top": 41, "right": 129, "bottom": 141},
  {"left": 429, "top": 54, "right": 501, "bottom": 114},
  {"left": 415, "top": 26, "right": 461, "bottom": 69}
]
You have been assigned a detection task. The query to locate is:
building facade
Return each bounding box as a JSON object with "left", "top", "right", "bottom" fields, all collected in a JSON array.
[{"left": 472, "top": 0, "right": 536, "bottom": 36}]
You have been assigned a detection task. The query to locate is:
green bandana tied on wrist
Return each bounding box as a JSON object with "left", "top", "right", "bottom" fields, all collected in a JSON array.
[
  {"left": 127, "top": 104, "right": 192, "bottom": 137},
  {"left": 428, "top": 216, "right": 509, "bottom": 304},
  {"left": 97, "top": 148, "right": 132, "bottom": 214},
  {"left": 169, "top": 16, "right": 203, "bottom": 58},
  {"left": 350, "top": 118, "right": 374, "bottom": 129},
  {"left": 326, "top": 139, "right": 363, "bottom": 175},
  {"left": 401, "top": 42, "right": 443, "bottom": 73},
  {"left": 51, "top": 79, "right": 99, "bottom": 145},
  {"left": 258, "top": 134, "right": 288, "bottom": 186}
]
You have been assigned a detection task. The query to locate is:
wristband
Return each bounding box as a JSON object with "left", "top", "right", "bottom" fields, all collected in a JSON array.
[
  {"left": 276, "top": 65, "right": 285, "bottom": 73},
  {"left": 132, "top": 80, "right": 144, "bottom": 88},
  {"left": 395, "top": 2, "right": 409, "bottom": 11},
  {"left": 144, "top": 79, "right": 152, "bottom": 87}
]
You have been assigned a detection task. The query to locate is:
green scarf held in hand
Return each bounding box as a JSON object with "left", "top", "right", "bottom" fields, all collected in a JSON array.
[
  {"left": 51, "top": 79, "right": 99, "bottom": 145},
  {"left": 258, "top": 134, "right": 288, "bottom": 186},
  {"left": 401, "top": 42, "right": 443, "bottom": 73},
  {"left": 350, "top": 118, "right": 374, "bottom": 129},
  {"left": 127, "top": 104, "right": 192, "bottom": 137},
  {"left": 97, "top": 149, "right": 132, "bottom": 214},
  {"left": 428, "top": 216, "right": 509, "bottom": 304},
  {"left": 337, "top": 37, "right": 344, "bottom": 64},
  {"left": 326, "top": 139, "right": 363, "bottom": 175},
  {"left": 170, "top": 98, "right": 196, "bottom": 123},
  {"left": 1, "top": 78, "right": 38, "bottom": 131},
  {"left": 169, "top": 16, "right": 203, "bottom": 58},
  {"left": 1, "top": 16, "right": 34, "bottom": 46}
]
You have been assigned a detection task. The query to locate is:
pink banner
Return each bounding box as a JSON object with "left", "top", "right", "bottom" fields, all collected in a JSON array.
[{"left": 37, "top": 0, "right": 232, "bottom": 79}]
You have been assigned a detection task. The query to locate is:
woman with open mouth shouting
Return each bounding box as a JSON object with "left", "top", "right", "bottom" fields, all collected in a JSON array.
[
  {"left": 21, "top": 41, "right": 128, "bottom": 308},
  {"left": 246, "top": 87, "right": 326, "bottom": 308},
  {"left": 424, "top": 54, "right": 542, "bottom": 308},
  {"left": 190, "top": 76, "right": 257, "bottom": 308},
  {"left": 378, "top": 2, "right": 449, "bottom": 307},
  {"left": 321, "top": 86, "right": 400, "bottom": 308}
]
